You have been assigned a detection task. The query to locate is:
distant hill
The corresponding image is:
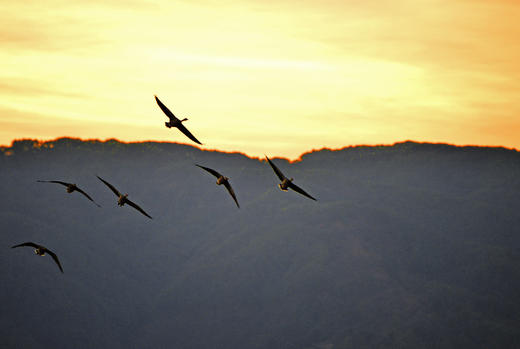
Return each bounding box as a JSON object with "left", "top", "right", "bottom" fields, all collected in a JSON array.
[{"left": 1, "top": 138, "right": 519, "bottom": 349}]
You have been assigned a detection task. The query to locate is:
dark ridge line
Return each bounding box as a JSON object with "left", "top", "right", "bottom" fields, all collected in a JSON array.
[
  {"left": 1, "top": 137, "right": 518, "bottom": 163},
  {"left": 293, "top": 140, "right": 519, "bottom": 163}
]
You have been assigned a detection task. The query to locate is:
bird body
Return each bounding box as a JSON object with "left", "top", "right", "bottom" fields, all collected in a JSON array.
[
  {"left": 279, "top": 177, "right": 294, "bottom": 191},
  {"left": 35, "top": 247, "right": 45, "bottom": 255},
  {"left": 196, "top": 164, "right": 240, "bottom": 208},
  {"left": 12, "top": 242, "right": 64, "bottom": 273},
  {"left": 265, "top": 156, "right": 317, "bottom": 201},
  {"left": 155, "top": 95, "right": 202, "bottom": 145},
  {"left": 216, "top": 175, "right": 228, "bottom": 186},
  {"left": 97, "top": 176, "right": 152, "bottom": 219},
  {"left": 117, "top": 193, "right": 129, "bottom": 206},
  {"left": 65, "top": 183, "right": 77, "bottom": 193},
  {"left": 37, "top": 180, "right": 101, "bottom": 207},
  {"left": 165, "top": 118, "right": 187, "bottom": 128}
]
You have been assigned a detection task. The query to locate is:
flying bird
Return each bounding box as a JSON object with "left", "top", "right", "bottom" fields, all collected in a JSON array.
[
  {"left": 37, "top": 180, "right": 101, "bottom": 207},
  {"left": 12, "top": 242, "right": 64, "bottom": 273},
  {"left": 154, "top": 95, "right": 203, "bottom": 145},
  {"left": 96, "top": 176, "right": 152, "bottom": 219},
  {"left": 265, "top": 156, "right": 317, "bottom": 201},
  {"left": 196, "top": 164, "right": 240, "bottom": 208}
]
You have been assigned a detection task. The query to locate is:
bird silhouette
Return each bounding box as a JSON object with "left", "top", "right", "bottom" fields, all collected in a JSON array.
[
  {"left": 265, "top": 156, "right": 317, "bottom": 201},
  {"left": 154, "top": 95, "right": 202, "bottom": 145},
  {"left": 12, "top": 242, "right": 64, "bottom": 273},
  {"left": 96, "top": 176, "right": 152, "bottom": 219},
  {"left": 37, "top": 180, "right": 101, "bottom": 207},
  {"left": 196, "top": 164, "right": 240, "bottom": 208}
]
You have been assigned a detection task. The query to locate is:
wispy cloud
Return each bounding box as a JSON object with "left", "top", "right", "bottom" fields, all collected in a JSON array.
[{"left": 0, "top": 78, "right": 84, "bottom": 98}]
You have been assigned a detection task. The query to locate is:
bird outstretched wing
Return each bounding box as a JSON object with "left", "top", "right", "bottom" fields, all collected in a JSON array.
[
  {"left": 196, "top": 164, "right": 222, "bottom": 179},
  {"left": 155, "top": 95, "right": 178, "bottom": 122},
  {"left": 37, "top": 180, "right": 70, "bottom": 187},
  {"left": 265, "top": 156, "right": 286, "bottom": 181},
  {"left": 287, "top": 181, "right": 317, "bottom": 201},
  {"left": 11, "top": 242, "right": 40, "bottom": 249},
  {"left": 45, "top": 249, "right": 64, "bottom": 273},
  {"left": 223, "top": 181, "right": 240, "bottom": 208},
  {"left": 97, "top": 176, "right": 121, "bottom": 197},
  {"left": 126, "top": 199, "right": 152, "bottom": 219},
  {"left": 75, "top": 187, "right": 101, "bottom": 207},
  {"left": 176, "top": 123, "right": 202, "bottom": 145}
]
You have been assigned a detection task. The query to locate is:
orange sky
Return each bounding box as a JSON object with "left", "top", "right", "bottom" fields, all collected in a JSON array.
[{"left": 1, "top": 0, "right": 519, "bottom": 158}]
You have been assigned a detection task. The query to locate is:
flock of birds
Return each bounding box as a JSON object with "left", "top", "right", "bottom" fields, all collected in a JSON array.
[{"left": 11, "top": 95, "right": 317, "bottom": 273}]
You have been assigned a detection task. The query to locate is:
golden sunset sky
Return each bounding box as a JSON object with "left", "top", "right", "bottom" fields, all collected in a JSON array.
[{"left": 1, "top": 0, "right": 519, "bottom": 158}]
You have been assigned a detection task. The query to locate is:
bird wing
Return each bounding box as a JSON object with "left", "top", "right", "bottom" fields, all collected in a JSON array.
[
  {"left": 11, "top": 242, "right": 40, "bottom": 249},
  {"left": 126, "top": 198, "right": 152, "bottom": 219},
  {"left": 176, "top": 123, "right": 202, "bottom": 145},
  {"left": 44, "top": 249, "right": 64, "bottom": 273},
  {"left": 287, "top": 181, "right": 317, "bottom": 201},
  {"left": 75, "top": 187, "right": 101, "bottom": 207},
  {"left": 96, "top": 176, "right": 121, "bottom": 197},
  {"left": 196, "top": 164, "right": 222, "bottom": 179},
  {"left": 223, "top": 181, "right": 240, "bottom": 208},
  {"left": 265, "top": 156, "right": 286, "bottom": 181},
  {"left": 37, "top": 180, "right": 70, "bottom": 187},
  {"left": 154, "top": 95, "right": 179, "bottom": 122}
]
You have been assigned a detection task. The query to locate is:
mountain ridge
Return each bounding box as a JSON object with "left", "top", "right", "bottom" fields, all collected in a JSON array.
[
  {"left": 2, "top": 136, "right": 518, "bottom": 163},
  {"left": 1, "top": 137, "right": 519, "bottom": 348}
]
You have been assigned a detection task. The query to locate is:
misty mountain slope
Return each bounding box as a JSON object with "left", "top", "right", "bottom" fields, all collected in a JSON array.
[{"left": 1, "top": 138, "right": 520, "bottom": 349}]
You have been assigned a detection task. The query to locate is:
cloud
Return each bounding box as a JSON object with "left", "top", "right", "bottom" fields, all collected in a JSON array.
[
  {"left": 0, "top": 78, "right": 84, "bottom": 98},
  {"left": 0, "top": 0, "right": 157, "bottom": 52}
]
